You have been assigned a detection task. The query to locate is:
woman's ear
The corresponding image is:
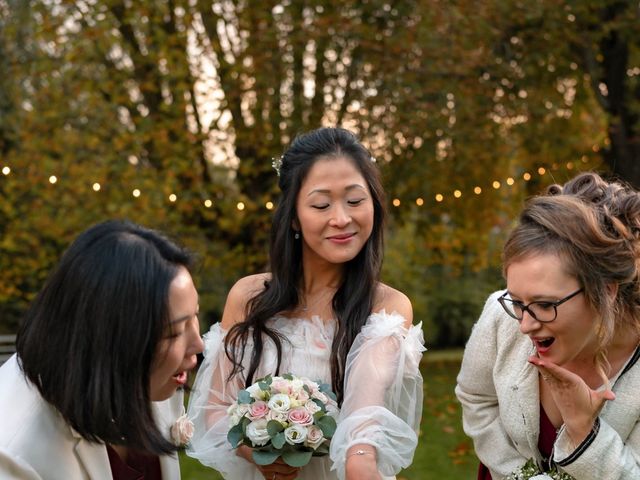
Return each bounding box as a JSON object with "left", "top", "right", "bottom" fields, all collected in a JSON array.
[
  {"left": 291, "top": 218, "right": 300, "bottom": 232},
  {"left": 606, "top": 282, "right": 619, "bottom": 301}
]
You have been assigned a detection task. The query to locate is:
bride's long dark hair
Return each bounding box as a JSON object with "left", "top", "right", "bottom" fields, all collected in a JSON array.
[{"left": 225, "top": 127, "right": 386, "bottom": 404}]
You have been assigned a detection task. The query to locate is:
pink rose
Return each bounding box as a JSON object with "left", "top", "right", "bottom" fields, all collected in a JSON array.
[
  {"left": 304, "top": 425, "right": 325, "bottom": 449},
  {"left": 170, "top": 412, "right": 194, "bottom": 446},
  {"left": 248, "top": 400, "right": 269, "bottom": 420},
  {"left": 287, "top": 407, "right": 314, "bottom": 426},
  {"left": 272, "top": 379, "right": 291, "bottom": 394},
  {"left": 295, "top": 389, "right": 310, "bottom": 402}
]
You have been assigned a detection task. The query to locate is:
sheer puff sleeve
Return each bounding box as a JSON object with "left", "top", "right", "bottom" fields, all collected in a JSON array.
[
  {"left": 186, "top": 324, "right": 267, "bottom": 479},
  {"left": 330, "top": 310, "right": 425, "bottom": 479}
]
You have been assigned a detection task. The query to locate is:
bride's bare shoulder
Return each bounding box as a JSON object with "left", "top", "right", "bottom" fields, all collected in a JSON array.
[
  {"left": 373, "top": 283, "right": 413, "bottom": 328},
  {"left": 221, "top": 273, "right": 271, "bottom": 329}
]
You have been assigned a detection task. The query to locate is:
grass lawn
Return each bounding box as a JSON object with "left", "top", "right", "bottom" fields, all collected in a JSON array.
[{"left": 179, "top": 351, "right": 478, "bottom": 479}]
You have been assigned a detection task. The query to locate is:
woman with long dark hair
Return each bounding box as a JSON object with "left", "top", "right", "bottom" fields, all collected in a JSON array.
[
  {"left": 187, "top": 127, "right": 425, "bottom": 480},
  {"left": 0, "top": 220, "right": 204, "bottom": 479}
]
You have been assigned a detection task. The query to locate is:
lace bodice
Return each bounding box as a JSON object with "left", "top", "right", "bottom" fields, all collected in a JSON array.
[{"left": 187, "top": 311, "right": 425, "bottom": 480}]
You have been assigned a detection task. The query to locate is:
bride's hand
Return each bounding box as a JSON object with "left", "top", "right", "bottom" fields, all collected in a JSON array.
[
  {"left": 236, "top": 445, "right": 300, "bottom": 480},
  {"left": 528, "top": 355, "right": 615, "bottom": 446}
]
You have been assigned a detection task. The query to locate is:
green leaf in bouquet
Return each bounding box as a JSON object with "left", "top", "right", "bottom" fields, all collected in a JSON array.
[
  {"left": 312, "top": 442, "right": 330, "bottom": 456},
  {"left": 241, "top": 416, "right": 251, "bottom": 433},
  {"left": 272, "top": 431, "right": 286, "bottom": 449},
  {"left": 252, "top": 449, "right": 280, "bottom": 466},
  {"left": 318, "top": 383, "right": 337, "bottom": 402},
  {"left": 238, "top": 390, "right": 253, "bottom": 404},
  {"left": 312, "top": 398, "right": 327, "bottom": 413},
  {"left": 267, "top": 420, "right": 285, "bottom": 437},
  {"left": 258, "top": 374, "right": 273, "bottom": 390},
  {"left": 227, "top": 423, "right": 244, "bottom": 448},
  {"left": 282, "top": 373, "right": 294, "bottom": 380},
  {"left": 282, "top": 449, "right": 313, "bottom": 467},
  {"left": 316, "top": 415, "right": 337, "bottom": 438}
]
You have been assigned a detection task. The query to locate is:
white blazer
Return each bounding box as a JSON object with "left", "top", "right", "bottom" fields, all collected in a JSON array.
[
  {"left": 456, "top": 291, "right": 640, "bottom": 480},
  {"left": 0, "top": 355, "right": 182, "bottom": 479}
]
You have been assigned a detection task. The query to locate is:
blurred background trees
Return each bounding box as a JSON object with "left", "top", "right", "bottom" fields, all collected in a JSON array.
[{"left": 1, "top": 0, "right": 638, "bottom": 345}]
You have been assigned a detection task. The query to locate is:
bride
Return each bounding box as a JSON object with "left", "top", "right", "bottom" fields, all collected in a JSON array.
[{"left": 187, "top": 127, "right": 425, "bottom": 480}]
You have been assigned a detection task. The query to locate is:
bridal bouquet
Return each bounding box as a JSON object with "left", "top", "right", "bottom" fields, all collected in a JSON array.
[
  {"left": 227, "top": 373, "right": 338, "bottom": 467},
  {"left": 507, "top": 459, "right": 575, "bottom": 480}
]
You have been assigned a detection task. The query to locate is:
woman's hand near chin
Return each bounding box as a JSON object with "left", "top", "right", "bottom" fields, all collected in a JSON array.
[
  {"left": 235, "top": 445, "right": 300, "bottom": 480},
  {"left": 529, "top": 355, "right": 616, "bottom": 446}
]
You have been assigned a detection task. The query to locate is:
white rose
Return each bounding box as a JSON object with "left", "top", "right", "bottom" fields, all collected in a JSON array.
[
  {"left": 246, "top": 418, "right": 271, "bottom": 446},
  {"left": 268, "top": 393, "right": 291, "bottom": 413},
  {"left": 312, "top": 391, "right": 329, "bottom": 404},
  {"left": 247, "top": 383, "right": 267, "bottom": 400},
  {"left": 290, "top": 378, "right": 304, "bottom": 393},
  {"left": 170, "top": 412, "right": 194, "bottom": 446},
  {"left": 284, "top": 424, "right": 308, "bottom": 445},
  {"left": 304, "top": 399, "right": 321, "bottom": 415},
  {"left": 325, "top": 402, "right": 339, "bottom": 417},
  {"left": 267, "top": 409, "right": 288, "bottom": 424},
  {"left": 304, "top": 425, "right": 324, "bottom": 449},
  {"left": 530, "top": 476, "right": 554, "bottom": 480}
]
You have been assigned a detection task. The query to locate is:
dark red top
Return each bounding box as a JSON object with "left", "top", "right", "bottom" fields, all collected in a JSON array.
[
  {"left": 476, "top": 404, "right": 557, "bottom": 480},
  {"left": 106, "top": 445, "right": 162, "bottom": 480}
]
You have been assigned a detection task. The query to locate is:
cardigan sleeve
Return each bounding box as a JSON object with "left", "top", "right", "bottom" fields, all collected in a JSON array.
[
  {"left": 455, "top": 291, "right": 529, "bottom": 478},
  {"left": 552, "top": 400, "right": 640, "bottom": 478}
]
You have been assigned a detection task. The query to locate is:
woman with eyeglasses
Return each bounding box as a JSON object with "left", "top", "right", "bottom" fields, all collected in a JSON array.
[{"left": 456, "top": 172, "right": 640, "bottom": 479}]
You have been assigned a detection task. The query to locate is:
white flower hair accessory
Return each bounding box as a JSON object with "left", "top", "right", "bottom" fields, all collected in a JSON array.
[
  {"left": 271, "top": 156, "right": 283, "bottom": 176},
  {"left": 170, "top": 407, "right": 194, "bottom": 447}
]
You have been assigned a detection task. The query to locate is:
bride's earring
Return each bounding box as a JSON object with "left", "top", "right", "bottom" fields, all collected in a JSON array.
[{"left": 294, "top": 231, "right": 300, "bottom": 240}]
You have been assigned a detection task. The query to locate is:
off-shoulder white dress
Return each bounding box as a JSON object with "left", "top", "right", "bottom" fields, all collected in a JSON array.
[{"left": 186, "top": 310, "right": 425, "bottom": 480}]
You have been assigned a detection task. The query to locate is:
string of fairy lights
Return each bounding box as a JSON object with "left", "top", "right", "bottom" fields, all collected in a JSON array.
[{"left": 0, "top": 156, "right": 594, "bottom": 211}]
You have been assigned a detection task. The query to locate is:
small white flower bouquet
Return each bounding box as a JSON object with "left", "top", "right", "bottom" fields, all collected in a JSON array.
[
  {"left": 170, "top": 407, "right": 195, "bottom": 447},
  {"left": 227, "top": 373, "right": 338, "bottom": 467},
  {"left": 507, "top": 459, "right": 575, "bottom": 480}
]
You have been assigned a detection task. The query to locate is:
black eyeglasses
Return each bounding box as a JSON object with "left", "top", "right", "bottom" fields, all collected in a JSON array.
[{"left": 498, "top": 288, "right": 584, "bottom": 323}]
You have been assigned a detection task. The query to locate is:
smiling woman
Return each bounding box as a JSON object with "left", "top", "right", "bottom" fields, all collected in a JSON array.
[
  {"left": 186, "top": 127, "right": 425, "bottom": 480},
  {"left": 456, "top": 172, "right": 640, "bottom": 480},
  {"left": 0, "top": 220, "right": 204, "bottom": 479}
]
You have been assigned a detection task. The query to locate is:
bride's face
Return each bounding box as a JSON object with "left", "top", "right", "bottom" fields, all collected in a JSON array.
[{"left": 295, "top": 156, "right": 374, "bottom": 266}]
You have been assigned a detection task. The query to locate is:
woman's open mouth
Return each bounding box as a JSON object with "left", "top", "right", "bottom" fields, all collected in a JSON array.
[
  {"left": 173, "top": 371, "right": 188, "bottom": 386},
  {"left": 533, "top": 337, "right": 555, "bottom": 354}
]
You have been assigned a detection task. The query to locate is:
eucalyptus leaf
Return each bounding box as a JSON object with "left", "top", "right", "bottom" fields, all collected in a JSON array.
[
  {"left": 272, "top": 431, "right": 286, "bottom": 449},
  {"left": 267, "top": 420, "right": 285, "bottom": 437},
  {"left": 282, "top": 449, "right": 313, "bottom": 467},
  {"left": 252, "top": 449, "right": 280, "bottom": 466},
  {"left": 227, "top": 423, "right": 244, "bottom": 448},
  {"left": 237, "top": 390, "right": 252, "bottom": 404},
  {"left": 316, "top": 415, "right": 337, "bottom": 437}
]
